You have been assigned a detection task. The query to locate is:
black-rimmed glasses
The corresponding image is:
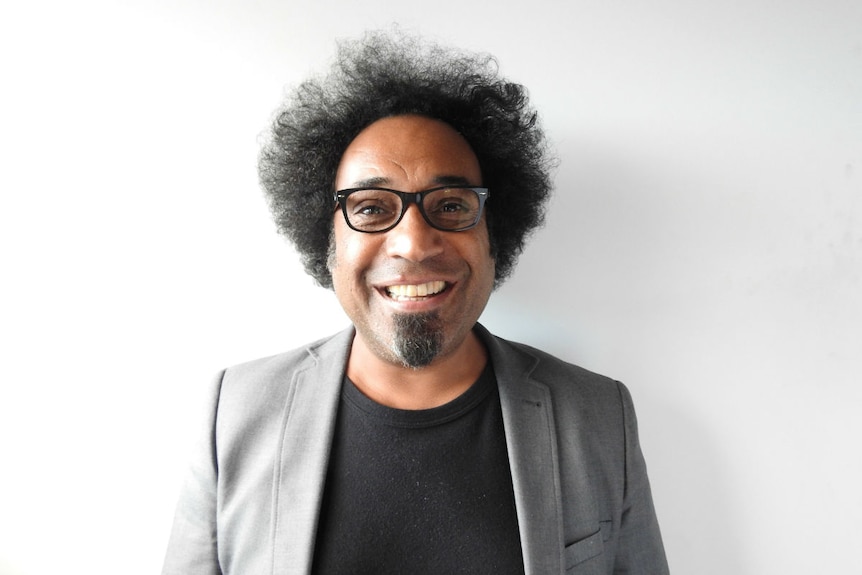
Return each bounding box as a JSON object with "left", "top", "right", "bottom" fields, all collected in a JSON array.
[{"left": 334, "top": 186, "right": 490, "bottom": 233}]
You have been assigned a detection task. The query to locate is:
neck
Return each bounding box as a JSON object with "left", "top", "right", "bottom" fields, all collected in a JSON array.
[{"left": 346, "top": 328, "right": 487, "bottom": 410}]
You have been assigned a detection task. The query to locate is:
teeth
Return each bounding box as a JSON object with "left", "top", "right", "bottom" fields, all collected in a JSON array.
[{"left": 386, "top": 281, "right": 446, "bottom": 300}]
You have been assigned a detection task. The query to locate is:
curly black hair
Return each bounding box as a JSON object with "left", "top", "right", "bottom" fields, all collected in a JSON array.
[{"left": 258, "top": 30, "right": 554, "bottom": 289}]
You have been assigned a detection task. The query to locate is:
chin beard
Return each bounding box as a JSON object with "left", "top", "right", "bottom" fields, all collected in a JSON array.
[{"left": 391, "top": 311, "right": 443, "bottom": 369}]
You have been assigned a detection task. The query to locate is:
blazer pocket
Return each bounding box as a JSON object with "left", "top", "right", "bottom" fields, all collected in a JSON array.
[{"left": 564, "top": 522, "right": 610, "bottom": 570}]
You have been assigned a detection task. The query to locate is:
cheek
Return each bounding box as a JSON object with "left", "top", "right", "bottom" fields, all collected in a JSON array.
[
  {"left": 331, "top": 221, "right": 376, "bottom": 285},
  {"left": 466, "top": 227, "right": 496, "bottom": 288},
  {"left": 476, "top": 224, "right": 495, "bottom": 263},
  {"left": 478, "top": 252, "right": 496, "bottom": 292},
  {"left": 328, "top": 222, "right": 351, "bottom": 289}
]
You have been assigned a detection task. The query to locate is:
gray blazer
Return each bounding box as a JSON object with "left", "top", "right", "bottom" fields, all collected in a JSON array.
[{"left": 162, "top": 324, "right": 668, "bottom": 574}]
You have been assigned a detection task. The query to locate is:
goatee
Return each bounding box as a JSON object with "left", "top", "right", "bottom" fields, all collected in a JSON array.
[{"left": 391, "top": 311, "right": 443, "bottom": 368}]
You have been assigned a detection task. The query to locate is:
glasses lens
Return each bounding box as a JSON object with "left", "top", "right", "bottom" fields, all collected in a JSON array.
[
  {"left": 424, "top": 188, "right": 482, "bottom": 230},
  {"left": 344, "top": 189, "right": 401, "bottom": 232}
]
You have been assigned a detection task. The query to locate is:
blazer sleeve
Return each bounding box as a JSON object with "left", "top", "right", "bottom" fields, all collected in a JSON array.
[
  {"left": 614, "top": 381, "right": 669, "bottom": 574},
  {"left": 161, "top": 371, "right": 225, "bottom": 575}
]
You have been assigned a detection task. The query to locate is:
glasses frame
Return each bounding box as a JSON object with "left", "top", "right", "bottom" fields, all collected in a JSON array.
[{"left": 334, "top": 185, "right": 490, "bottom": 233}]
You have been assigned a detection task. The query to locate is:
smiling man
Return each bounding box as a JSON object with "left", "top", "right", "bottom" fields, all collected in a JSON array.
[
  {"left": 332, "top": 115, "right": 495, "bottom": 410},
  {"left": 162, "top": 31, "right": 668, "bottom": 575}
]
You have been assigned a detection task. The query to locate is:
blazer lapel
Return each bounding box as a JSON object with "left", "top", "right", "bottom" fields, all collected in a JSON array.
[
  {"left": 266, "top": 324, "right": 567, "bottom": 574},
  {"left": 270, "top": 328, "right": 353, "bottom": 575},
  {"left": 481, "top": 325, "right": 564, "bottom": 575}
]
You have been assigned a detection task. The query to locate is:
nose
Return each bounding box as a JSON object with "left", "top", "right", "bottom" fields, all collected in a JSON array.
[{"left": 384, "top": 204, "right": 445, "bottom": 262}]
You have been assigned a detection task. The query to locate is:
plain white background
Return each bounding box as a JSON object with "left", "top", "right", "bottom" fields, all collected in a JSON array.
[{"left": 1, "top": 0, "right": 860, "bottom": 573}]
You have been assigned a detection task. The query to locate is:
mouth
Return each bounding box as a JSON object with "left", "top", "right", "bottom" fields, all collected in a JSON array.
[{"left": 384, "top": 280, "right": 448, "bottom": 301}]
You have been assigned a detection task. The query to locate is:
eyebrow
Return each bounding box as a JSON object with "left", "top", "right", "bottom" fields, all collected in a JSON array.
[{"left": 346, "top": 175, "right": 476, "bottom": 189}]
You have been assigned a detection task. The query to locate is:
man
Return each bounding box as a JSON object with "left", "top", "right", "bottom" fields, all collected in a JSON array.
[{"left": 163, "top": 30, "right": 668, "bottom": 574}]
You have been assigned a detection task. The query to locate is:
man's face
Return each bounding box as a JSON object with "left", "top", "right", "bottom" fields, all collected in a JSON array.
[{"left": 330, "top": 115, "right": 496, "bottom": 368}]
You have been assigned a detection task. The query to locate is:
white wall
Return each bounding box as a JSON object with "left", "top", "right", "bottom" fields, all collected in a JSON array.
[{"left": 1, "top": 1, "right": 859, "bottom": 573}]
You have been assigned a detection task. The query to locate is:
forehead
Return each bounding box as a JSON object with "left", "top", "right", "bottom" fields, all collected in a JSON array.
[{"left": 335, "top": 115, "right": 482, "bottom": 189}]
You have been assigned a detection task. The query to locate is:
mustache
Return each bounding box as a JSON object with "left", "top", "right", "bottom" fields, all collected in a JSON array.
[{"left": 365, "top": 260, "right": 461, "bottom": 282}]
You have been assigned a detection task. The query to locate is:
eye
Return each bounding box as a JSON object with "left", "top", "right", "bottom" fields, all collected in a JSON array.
[
  {"left": 426, "top": 190, "right": 475, "bottom": 215},
  {"left": 355, "top": 203, "right": 388, "bottom": 216},
  {"left": 346, "top": 190, "right": 400, "bottom": 223},
  {"left": 438, "top": 200, "right": 469, "bottom": 213}
]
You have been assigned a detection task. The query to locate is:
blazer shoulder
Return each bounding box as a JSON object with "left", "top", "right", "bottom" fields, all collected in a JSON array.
[
  {"left": 221, "top": 327, "right": 353, "bottom": 386},
  {"left": 483, "top": 327, "right": 634, "bottom": 429},
  {"left": 487, "top": 329, "right": 624, "bottom": 394},
  {"left": 211, "top": 327, "right": 353, "bottom": 423},
  {"left": 509, "top": 338, "right": 615, "bottom": 381}
]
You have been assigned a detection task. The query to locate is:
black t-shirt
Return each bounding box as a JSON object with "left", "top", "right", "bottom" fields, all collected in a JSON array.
[{"left": 311, "top": 364, "right": 525, "bottom": 574}]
